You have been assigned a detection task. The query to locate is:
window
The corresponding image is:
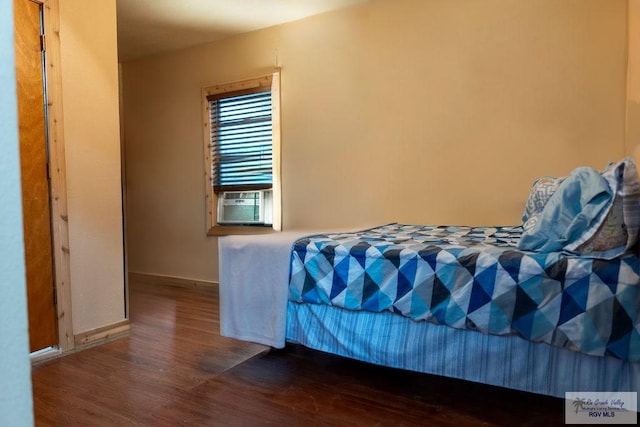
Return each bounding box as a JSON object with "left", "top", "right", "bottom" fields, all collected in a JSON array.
[
  {"left": 210, "top": 91, "right": 272, "bottom": 192},
  {"left": 202, "top": 72, "right": 281, "bottom": 235}
]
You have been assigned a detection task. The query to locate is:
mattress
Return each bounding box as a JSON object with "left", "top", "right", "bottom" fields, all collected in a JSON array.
[
  {"left": 289, "top": 224, "right": 640, "bottom": 361},
  {"left": 285, "top": 301, "right": 640, "bottom": 399},
  {"left": 218, "top": 227, "right": 640, "bottom": 400}
]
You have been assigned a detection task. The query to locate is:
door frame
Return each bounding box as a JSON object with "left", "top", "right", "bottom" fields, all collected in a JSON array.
[{"left": 35, "top": 0, "right": 73, "bottom": 352}]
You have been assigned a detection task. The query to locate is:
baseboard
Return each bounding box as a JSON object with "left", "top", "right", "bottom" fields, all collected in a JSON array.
[
  {"left": 74, "top": 319, "right": 131, "bottom": 349},
  {"left": 128, "top": 271, "right": 219, "bottom": 291},
  {"left": 31, "top": 320, "right": 131, "bottom": 366}
]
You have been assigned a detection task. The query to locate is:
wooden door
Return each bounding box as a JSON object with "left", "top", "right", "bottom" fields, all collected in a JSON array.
[{"left": 14, "top": 0, "right": 58, "bottom": 352}]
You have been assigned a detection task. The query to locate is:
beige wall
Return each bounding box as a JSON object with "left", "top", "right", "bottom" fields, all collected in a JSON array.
[
  {"left": 629, "top": 0, "right": 640, "bottom": 150},
  {"left": 122, "top": 0, "right": 628, "bottom": 282},
  {"left": 59, "top": 0, "right": 125, "bottom": 332}
]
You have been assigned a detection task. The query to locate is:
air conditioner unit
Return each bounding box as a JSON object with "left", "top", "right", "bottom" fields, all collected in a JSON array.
[{"left": 217, "top": 190, "right": 273, "bottom": 225}]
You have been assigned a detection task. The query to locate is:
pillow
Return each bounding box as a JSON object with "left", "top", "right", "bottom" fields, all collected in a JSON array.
[
  {"left": 569, "top": 158, "right": 640, "bottom": 258},
  {"left": 518, "top": 167, "right": 611, "bottom": 253},
  {"left": 519, "top": 157, "right": 640, "bottom": 259},
  {"left": 521, "top": 176, "right": 564, "bottom": 223},
  {"left": 576, "top": 195, "right": 627, "bottom": 254}
]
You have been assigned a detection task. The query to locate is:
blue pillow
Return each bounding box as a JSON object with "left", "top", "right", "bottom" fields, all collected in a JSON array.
[{"left": 519, "top": 158, "right": 640, "bottom": 258}]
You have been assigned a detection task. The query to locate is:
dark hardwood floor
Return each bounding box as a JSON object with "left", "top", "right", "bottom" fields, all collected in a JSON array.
[{"left": 32, "top": 280, "right": 565, "bottom": 426}]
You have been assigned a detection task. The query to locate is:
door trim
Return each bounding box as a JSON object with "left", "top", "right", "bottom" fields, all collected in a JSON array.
[{"left": 41, "top": 0, "right": 73, "bottom": 352}]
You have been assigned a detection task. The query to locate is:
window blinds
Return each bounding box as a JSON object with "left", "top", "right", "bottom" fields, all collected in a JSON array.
[{"left": 209, "top": 91, "right": 273, "bottom": 192}]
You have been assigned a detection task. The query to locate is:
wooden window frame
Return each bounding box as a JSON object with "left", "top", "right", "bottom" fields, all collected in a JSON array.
[{"left": 202, "top": 71, "right": 281, "bottom": 236}]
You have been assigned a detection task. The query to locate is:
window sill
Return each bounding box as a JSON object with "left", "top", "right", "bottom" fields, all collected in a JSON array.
[{"left": 207, "top": 225, "right": 278, "bottom": 236}]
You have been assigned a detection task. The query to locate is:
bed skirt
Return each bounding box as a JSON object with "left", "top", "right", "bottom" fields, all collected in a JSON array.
[{"left": 286, "top": 301, "right": 640, "bottom": 399}]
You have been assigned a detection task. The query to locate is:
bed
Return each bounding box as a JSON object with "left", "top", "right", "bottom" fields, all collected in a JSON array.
[{"left": 219, "top": 158, "right": 640, "bottom": 400}]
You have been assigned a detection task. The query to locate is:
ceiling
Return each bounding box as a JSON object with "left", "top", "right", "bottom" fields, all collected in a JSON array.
[{"left": 116, "top": 0, "right": 367, "bottom": 61}]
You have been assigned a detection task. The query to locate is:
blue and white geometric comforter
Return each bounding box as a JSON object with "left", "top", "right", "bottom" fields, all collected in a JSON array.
[{"left": 288, "top": 224, "right": 640, "bottom": 362}]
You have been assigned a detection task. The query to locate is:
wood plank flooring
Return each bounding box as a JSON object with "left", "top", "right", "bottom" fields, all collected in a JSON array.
[{"left": 32, "top": 280, "right": 565, "bottom": 426}]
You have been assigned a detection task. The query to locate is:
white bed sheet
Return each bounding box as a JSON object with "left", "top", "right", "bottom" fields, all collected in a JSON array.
[{"left": 218, "top": 230, "right": 317, "bottom": 348}]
